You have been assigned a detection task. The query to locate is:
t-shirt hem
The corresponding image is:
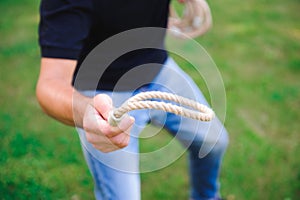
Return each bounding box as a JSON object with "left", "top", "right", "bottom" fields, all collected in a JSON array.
[{"left": 40, "top": 45, "right": 81, "bottom": 60}]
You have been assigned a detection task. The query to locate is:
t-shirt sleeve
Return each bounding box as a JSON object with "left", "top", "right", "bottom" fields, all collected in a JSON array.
[{"left": 38, "top": 0, "right": 93, "bottom": 60}]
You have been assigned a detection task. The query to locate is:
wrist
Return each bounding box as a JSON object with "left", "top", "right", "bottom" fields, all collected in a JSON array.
[{"left": 72, "top": 90, "right": 93, "bottom": 128}]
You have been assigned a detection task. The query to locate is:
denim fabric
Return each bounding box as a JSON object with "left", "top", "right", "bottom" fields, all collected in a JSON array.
[{"left": 77, "top": 58, "right": 228, "bottom": 200}]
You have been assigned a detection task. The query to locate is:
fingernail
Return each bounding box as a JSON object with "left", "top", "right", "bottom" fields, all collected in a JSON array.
[{"left": 130, "top": 116, "right": 135, "bottom": 124}]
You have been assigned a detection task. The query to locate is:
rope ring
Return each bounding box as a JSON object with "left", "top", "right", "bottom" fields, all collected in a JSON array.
[
  {"left": 108, "top": 91, "right": 215, "bottom": 126},
  {"left": 168, "top": 0, "right": 213, "bottom": 38}
]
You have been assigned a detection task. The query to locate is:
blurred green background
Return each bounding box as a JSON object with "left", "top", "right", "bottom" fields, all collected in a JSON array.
[{"left": 0, "top": 0, "right": 299, "bottom": 199}]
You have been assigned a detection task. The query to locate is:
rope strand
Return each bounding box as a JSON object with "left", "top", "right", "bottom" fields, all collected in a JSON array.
[{"left": 108, "top": 91, "right": 214, "bottom": 126}]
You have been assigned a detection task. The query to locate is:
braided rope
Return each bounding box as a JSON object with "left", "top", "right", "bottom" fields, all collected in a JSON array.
[
  {"left": 108, "top": 91, "right": 214, "bottom": 126},
  {"left": 168, "top": 0, "right": 212, "bottom": 38}
]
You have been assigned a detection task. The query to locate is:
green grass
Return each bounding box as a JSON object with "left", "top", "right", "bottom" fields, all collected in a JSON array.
[{"left": 1, "top": 0, "right": 299, "bottom": 199}]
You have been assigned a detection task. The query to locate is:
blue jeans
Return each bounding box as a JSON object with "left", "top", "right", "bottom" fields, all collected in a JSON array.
[{"left": 77, "top": 58, "right": 228, "bottom": 200}]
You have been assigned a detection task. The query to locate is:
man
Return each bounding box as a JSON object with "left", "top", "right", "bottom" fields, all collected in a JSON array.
[{"left": 36, "top": 0, "right": 228, "bottom": 199}]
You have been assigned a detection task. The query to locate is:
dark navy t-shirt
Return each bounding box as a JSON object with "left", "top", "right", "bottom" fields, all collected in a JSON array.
[{"left": 39, "top": 0, "right": 170, "bottom": 91}]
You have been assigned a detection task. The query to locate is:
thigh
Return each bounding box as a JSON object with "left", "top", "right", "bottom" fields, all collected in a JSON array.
[
  {"left": 80, "top": 138, "right": 141, "bottom": 200},
  {"left": 77, "top": 90, "right": 151, "bottom": 200}
]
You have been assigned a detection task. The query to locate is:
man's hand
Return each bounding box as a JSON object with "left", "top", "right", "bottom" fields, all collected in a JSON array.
[{"left": 83, "top": 94, "right": 135, "bottom": 153}]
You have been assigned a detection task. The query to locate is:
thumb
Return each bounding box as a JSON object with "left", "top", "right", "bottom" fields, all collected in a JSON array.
[{"left": 93, "top": 94, "right": 113, "bottom": 120}]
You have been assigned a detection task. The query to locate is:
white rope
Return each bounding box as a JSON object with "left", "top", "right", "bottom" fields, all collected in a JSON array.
[
  {"left": 168, "top": 0, "right": 213, "bottom": 38},
  {"left": 108, "top": 91, "right": 215, "bottom": 126}
]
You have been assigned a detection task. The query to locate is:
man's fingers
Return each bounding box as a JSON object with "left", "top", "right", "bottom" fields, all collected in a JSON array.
[
  {"left": 103, "top": 115, "right": 135, "bottom": 138},
  {"left": 86, "top": 132, "right": 120, "bottom": 153},
  {"left": 93, "top": 94, "right": 113, "bottom": 120},
  {"left": 86, "top": 130, "right": 130, "bottom": 152},
  {"left": 84, "top": 104, "right": 134, "bottom": 138},
  {"left": 85, "top": 130, "right": 107, "bottom": 144},
  {"left": 83, "top": 94, "right": 135, "bottom": 153},
  {"left": 83, "top": 104, "right": 103, "bottom": 131},
  {"left": 109, "top": 132, "right": 130, "bottom": 149},
  {"left": 92, "top": 143, "right": 119, "bottom": 153},
  {"left": 118, "top": 115, "right": 135, "bottom": 131}
]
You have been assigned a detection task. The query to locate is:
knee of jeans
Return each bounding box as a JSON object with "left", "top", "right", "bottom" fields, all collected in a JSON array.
[
  {"left": 188, "top": 127, "right": 229, "bottom": 158},
  {"left": 211, "top": 128, "right": 229, "bottom": 155}
]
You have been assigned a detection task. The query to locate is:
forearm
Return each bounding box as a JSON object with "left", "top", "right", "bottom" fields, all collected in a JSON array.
[
  {"left": 36, "top": 78, "right": 91, "bottom": 127},
  {"left": 36, "top": 58, "right": 91, "bottom": 127}
]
